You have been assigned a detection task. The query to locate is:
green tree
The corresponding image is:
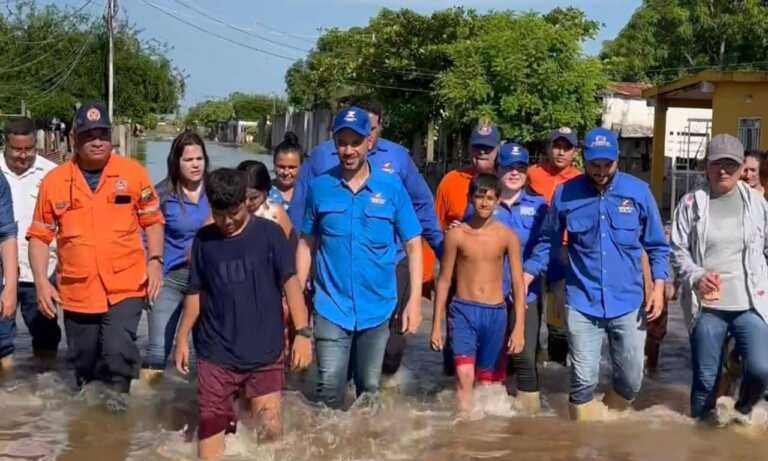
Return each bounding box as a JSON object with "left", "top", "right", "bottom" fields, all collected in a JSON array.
[
  {"left": 0, "top": 1, "right": 184, "bottom": 121},
  {"left": 184, "top": 99, "right": 234, "bottom": 127},
  {"left": 601, "top": 0, "right": 768, "bottom": 83},
  {"left": 285, "top": 7, "right": 607, "bottom": 144}
]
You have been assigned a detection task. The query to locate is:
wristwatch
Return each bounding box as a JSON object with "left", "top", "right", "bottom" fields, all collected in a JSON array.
[
  {"left": 296, "top": 327, "right": 313, "bottom": 338},
  {"left": 148, "top": 255, "right": 164, "bottom": 265}
]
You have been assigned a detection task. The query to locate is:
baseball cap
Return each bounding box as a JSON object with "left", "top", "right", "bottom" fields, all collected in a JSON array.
[
  {"left": 73, "top": 102, "right": 111, "bottom": 135},
  {"left": 498, "top": 143, "right": 529, "bottom": 168},
  {"left": 549, "top": 127, "right": 578, "bottom": 147},
  {"left": 469, "top": 125, "right": 500, "bottom": 149},
  {"left": 583, "top": 127, "right": 619, "bottom": 162},
  {"left": 707, "top": 134, "right": 744, "bottom": 164},
  {"left": 332, "top": 106, "right": 371, "bottom": 137}
]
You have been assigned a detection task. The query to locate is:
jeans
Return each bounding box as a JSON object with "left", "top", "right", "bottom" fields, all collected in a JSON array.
[
  {"left": 0, "top": 282, "right": 62, "bottom": 358},
  {"left": 144, "top": 268, "right": 188, "bottom": 369},
  {"left": 314, "top": 313, "right": 391, "bottom": 409},
  {"left": 567, "top": 307, "right": 646, "bottom": 404},
  {"left": 690, "top": 308, "right": 768, "bottom": 419}
]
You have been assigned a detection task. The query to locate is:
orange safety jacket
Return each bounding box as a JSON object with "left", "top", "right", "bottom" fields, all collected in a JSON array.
[{"left": 27, "top": 154, "right": 164, "bottom": 314}]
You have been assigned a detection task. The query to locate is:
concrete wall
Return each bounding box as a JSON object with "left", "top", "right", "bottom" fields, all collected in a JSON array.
[{"left": 712, "top": 82, "right": 768, "bottom": 149}]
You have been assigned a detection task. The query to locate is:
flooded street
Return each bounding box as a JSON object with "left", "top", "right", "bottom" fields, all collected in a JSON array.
[{"left": 0, "top": 140, "right": 767, "bottom": 460}]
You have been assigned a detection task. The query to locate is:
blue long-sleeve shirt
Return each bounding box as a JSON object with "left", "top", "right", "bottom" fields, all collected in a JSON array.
[
  {"left": 289, "top": 138, "right": 443, "bottom": 258},
  {"left": 0, "top": 173, "right": 17, "bottom": 243},
  {"left": 523, "top": 172, "right": 669, "bottom": 319}
]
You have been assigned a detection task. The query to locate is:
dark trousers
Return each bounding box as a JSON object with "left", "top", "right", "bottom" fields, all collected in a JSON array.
[
  {"left": 0, "top": 282, "right": 62, "bottom": 358},
  {"left": 382, "top": 258, "right": 411, "bottom": 375},
  {"left": 508, "top": 299, "right": 542, "bottom": 392},
  {"left": 64, "top": 297, "right": 144, "bottom": 393}
]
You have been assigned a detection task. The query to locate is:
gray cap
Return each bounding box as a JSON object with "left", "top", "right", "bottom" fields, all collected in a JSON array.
[{"left": 707, "top": 134, "right": 744, "bottom": 164}]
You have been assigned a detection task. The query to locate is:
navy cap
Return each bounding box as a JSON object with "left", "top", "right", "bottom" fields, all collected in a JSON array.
[
  {"left": 583, "top": 127, "right": 619, "bottom": 162},
  {"left": 74, "top": 102, "right": 111, "bottom": 135},
  {"left": 548, "top": 127, "right": 578, "bottom": 147},
  {"left": 332, "top": 106, "right": 371, "bottom": 137},
  {"left": 469, "top": 125, "right": 500, "bottom": 149},
  {"left": 498, "top": 143, "right": 529, "bottom": 168}
]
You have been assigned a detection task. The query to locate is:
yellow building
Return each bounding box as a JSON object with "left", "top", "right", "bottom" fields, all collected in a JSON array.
[{"left": 642, "top": 70, "right": 768, "bottom": 200}]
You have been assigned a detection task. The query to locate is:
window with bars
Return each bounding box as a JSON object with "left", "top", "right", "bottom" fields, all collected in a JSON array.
[{"left": 739, "top": 118, "right": 761, "bottom": 151}]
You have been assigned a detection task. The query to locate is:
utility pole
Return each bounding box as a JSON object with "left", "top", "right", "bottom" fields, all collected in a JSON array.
[{"left": 107, "top": 0, "right": 116, "bottom": 121}]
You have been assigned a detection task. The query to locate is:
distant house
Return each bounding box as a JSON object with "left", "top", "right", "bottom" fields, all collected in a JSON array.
[
  {"left": 215, "top": 120, "right": 261, "bottom": 145},
  {"left": 643, "top": 70, "right": 768, "bottom": 210}
]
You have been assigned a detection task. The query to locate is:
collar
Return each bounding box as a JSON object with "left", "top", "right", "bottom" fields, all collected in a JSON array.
[
  {"left": 68, "top": 153, "right": 119, "bottom": 194},
  {"left": 330, "top": 162, "right": 376, "bottom": 193},
  {"left": 0, "top": 157, "right": 45, "bottom": 180}
]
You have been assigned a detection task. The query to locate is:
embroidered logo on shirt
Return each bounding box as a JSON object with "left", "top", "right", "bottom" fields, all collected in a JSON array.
[
  {"left": 618, "top": 199, "right": 635, "bottom": 214},
  {"left": 114, "top": 178, "right": 128, "bottom": 193},
  {"left": 370, "top": 193, "right": 386, "bottom": 205},
  {"left": 520, "top": 206, "right": 536, "bottom": 216},
  {"left": 381, "top": 161, "right": 394, "bottom": 173}
]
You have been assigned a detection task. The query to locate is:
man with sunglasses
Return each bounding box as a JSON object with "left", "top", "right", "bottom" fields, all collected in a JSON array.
[
  {"left": 0, "top": 118, "right": 59, "bottom": 372},
  {"left": 27, "top": 102, "right": 165, "bottom": 395}
]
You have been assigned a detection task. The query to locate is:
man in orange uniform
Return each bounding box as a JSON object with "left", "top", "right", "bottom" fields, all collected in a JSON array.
[
  {"left": 434, "top": 124, "right": 500, "bottom": 374},
  {"left": 526, "top": 127, "right": 581, "bottom": 365},
  {"left": 27, "top": 102, "right": 164, "bottom": 394}
]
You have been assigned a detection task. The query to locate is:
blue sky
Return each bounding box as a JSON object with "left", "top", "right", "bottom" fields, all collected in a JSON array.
[{"left": 48, "top": 0, "right": 642, "bottom": 108}]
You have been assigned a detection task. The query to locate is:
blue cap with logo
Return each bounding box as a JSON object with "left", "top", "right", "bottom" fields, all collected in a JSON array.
[
  {"left": 469, "top": 124, "right": 500, "bottom": 148},
  {"left": 498, "top": 142, "right": 529, "bottom": 168},
  {"left": 583, "top": 127, "right": 619, "bottom": 161},
  {"left": 74, "top": 102, "right": 111, "bottom": 135},
  {"left": 332, "top": 106, "right": 371, "bottom": 137}
]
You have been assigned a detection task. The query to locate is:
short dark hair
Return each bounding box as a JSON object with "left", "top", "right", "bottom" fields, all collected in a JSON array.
[
  {"left": 468, "top": 173, "right": 501, "bottom": 198},
  {"left": 4, "top": 117, "right": 35, "bottom": 142},
  {"left": 337, "top": 96, "right": 384, "bottom": 119},
  {"left": 236, "top": 160, "right": 271, "bottom": 192},
  {"left": 205, "top": 168, "right": 246, "bottom": 210}
]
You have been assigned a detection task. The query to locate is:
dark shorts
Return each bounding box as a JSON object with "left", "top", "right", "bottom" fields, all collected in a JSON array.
[
  {"left": 197, "top": 356, "right": 285, "bottom": 440},
  {"left": 448, "top": 297, "right": 507, "bottom": 383}
]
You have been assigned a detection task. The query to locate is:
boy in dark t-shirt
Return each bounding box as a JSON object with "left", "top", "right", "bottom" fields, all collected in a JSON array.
[{"left": 174, "top": 168, "right": 312, "bottom": 460}]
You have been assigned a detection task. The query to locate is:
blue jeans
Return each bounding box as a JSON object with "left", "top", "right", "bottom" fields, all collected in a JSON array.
[
  {"left": 690, "top": 308, "right": 768, "bottom": 419},
  {"left": 314, "top": 313, "right": 391, "bottom": 409},
  {"left": 567, "top": 308, "right": 646, "bottom": 404},
  {"left": 143, "top": 268, "right": 188, "bottom": 369},
  {"left": 0, "top": 282, "right": 62, "bottom": 358}
]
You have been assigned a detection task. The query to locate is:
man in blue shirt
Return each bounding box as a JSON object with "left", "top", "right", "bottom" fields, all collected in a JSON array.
[
  {"left": 523, "top": 128, "right": 669, "bottom": 420},
  {"left": 296, "top": 107, "right": 423, "bottom": 409},
  {"left": 289, "top": 98, "right": 441, "bottom": 377}
]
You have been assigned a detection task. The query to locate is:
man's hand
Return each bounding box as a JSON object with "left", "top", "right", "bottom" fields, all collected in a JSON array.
[
  {"left": 146, "top": 259, "right": 164, "bottom": 302},
  {"left": 290, "top": 336, "right": 312, "bottom": 370},
  {"left": 36, "top": 279, "right": 61, "bottom": 319},
  {"left": 645, "top": 280, "right": 665, "bottom": 322},
  {"left": 0, "top": 287, "right": 16, "bottom": 320},
  {"left": 401, "top": 298, "right": 422, "bottom": 334},
  {"left": 447, "top": 220, "right": 463, "bottom": 230},
  {"left": 175, "top": 339, "right": 190, "bottom": 375},
  {"left": 507, "top": 327, "right": 525, "bottom": 354},
  {"left": 430, "top": 326, "right": 443, "bottom": 351}
]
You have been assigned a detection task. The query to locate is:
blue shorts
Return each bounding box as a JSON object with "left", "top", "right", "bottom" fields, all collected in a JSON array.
[{"left": 448, "top": 297, "right": 508, "bottom": 382}]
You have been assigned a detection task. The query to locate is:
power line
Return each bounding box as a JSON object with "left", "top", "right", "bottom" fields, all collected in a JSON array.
[
  {"left": 139, "top": 0, "right": 300, "bottom": 61},
  {"left": 171, "top": 0, "right": 311, "bottom": 54}
]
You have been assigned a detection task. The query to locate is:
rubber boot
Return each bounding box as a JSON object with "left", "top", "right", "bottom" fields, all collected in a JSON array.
[
  {"left": 515, "top": 391, "right": 541, "bottom": 414},
  {"left": 602, "top": 389, "right": 632, "bottom": 412},
  {"left": 139, "top": 368, "right": 164, "bottom": 386},
  {"left": 568, "top": 399, "right": 608, "bottom": 421}
]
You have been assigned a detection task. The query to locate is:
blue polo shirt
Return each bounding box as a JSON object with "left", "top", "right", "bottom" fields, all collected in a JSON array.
[
  {"left": 464, "top": 190, "right": 548, "bottom": 303},
  {"left": 158, "top": 180, "right": 211, "bottom": 274},
  {"left": 268, "top": 185, "right": 288, "bottom": 210},
  {"left": 524, "top": 172, "right": 669, "bottom": 319},
  {"left": 302, "top": 164, "right": 422, "bottom": 331},
  {"left": 290, "top": 138, "right": 443, "bottom": 257}
]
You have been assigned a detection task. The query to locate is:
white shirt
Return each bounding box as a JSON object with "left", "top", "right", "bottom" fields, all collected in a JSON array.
[{"left": 1, "top": 156, "right": 58, "bottom": 283}]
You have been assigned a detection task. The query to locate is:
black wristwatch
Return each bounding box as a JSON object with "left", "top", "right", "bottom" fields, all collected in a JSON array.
[
  {"left": 296, "top": 327, "right": 313, "bottom": 338},
  {"left": 148, "top": 255, "right": 164, "bottom": 265}
]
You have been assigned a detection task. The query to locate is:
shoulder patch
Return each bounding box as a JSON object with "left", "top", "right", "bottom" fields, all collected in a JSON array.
[{"left": 140, "top": 186, "right": 155, "bottom": 203}]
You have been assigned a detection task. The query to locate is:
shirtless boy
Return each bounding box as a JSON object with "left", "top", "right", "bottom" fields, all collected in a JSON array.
[{"left": 431, "top": 173, "right": 526, "bottom": 413}]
